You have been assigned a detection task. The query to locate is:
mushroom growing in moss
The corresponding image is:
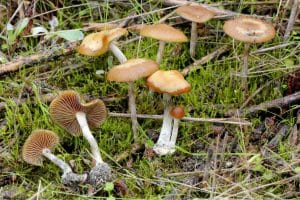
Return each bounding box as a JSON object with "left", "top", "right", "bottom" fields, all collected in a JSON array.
[
  {"left": 223, "top": 16, "right": 275, "bottom": 93},
  {"left": 147, "top": 70, "right": 191, "bottom": 155},
  {"left": 22, "top": 130, "right": 87, "bottom": 185},
  {"left": 49, "top": 90, "right": 112, "bottom": 186}
]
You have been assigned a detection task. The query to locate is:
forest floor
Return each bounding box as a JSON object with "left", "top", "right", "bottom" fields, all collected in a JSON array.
[{"left": 0, "top": 0, "right": 300, "bottom": 199}]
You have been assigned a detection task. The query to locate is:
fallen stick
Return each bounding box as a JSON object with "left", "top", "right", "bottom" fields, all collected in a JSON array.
[
  {"left": 181, "top": 45, "right": 230, "bottom": 76},
  {"left": 0, "top": 92, "right": 251, "bottom": 126},
  {"left": 0, "top": 42, "right": 77, "bottom": 76},
  {"left": 283, "top": 0, "right": 300, "bottom": 42},
  {"left": 226, "top": 92, "right": 300, "bottom": 117}
]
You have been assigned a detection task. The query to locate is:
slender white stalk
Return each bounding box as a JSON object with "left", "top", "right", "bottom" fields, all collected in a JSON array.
[
  {"left": 156, "top": 41, "right": 166, "bottom": 64},
  {"left": 76, "top": 112, "right": 103, "bottom": 164},
  {"left": 109, "top": 43, "right": 127, "bottom": 64},
  {"left": 109, "top": 42, "right": 139, "bottom": 141},
  {"left": 153, "top": 93, "right": 174, "bottom": 155},
  {"left": 42, "top": 148, "right": 72, "bottom": 174},
  {"left": 190, "top": 21, "right": 197, "bottom": 58},
  {"left": 169, "top": 118, "right": 179, "bottom": 146},
  {"left": 128, "top": 81, "right": 139, "bottom": 141}
]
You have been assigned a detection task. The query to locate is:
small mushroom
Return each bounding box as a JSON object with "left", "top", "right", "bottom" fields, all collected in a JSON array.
[
  {"left": 147, "top": 70, "right": 191, "bottom": 155},
  {"left": 49, "top": 90, "right": 111, "bottom": 186},
  {"left": 175, "top": 5, "right": 215, "bottom": 58},
  {"left": 107, "top": 59, "right": 159, "bottom": 141},
  {"left": 138, "top": 24, "right": 188, "bottom": 63},
  {"left": 223, "top": 16, "right": 275, "bottom": 92},
  {"left": 77, "top": 28, "right": 128, "bottom": 63},
  {"left": 168, "top": 106, "right": 185, "bottom": 154},
  {"left": 22, "top": 130, "right": 87, "bottom": 185}
]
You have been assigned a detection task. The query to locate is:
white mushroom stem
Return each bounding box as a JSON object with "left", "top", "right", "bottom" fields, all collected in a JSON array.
[
  {"left": 153, "top": 93, "right": 174, "bottom": 155},
  {"left": 109, "top": 42, "right": 139, "bottom": 141},
  {"left": 156, "top": 40, "right": 166, "bottom": 64},
  {"left": 76, "top": 111, "right": 103, "bottom": 164},
  {"left": 109, "top": 42, "right": 127, "bottom": 64},
  {"left": 190, "top": 21, "right": 197, "bottom": 58},
  {"left": 42, "top": 148, "right": 72, "bottom": 174},
  {"left": 169, "top": 118, "right": 179, "bottom": 147},
  {"left": 242, "top": 43, "right": 250, "bottom": 93}
]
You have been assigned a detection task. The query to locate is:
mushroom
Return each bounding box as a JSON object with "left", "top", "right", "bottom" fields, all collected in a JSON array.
[
  {"left": 22, "top": 130, "right": 87, "bottom": 185},
  {"left": 77, "top": 27, "right": 128, "bottom": 63},
  {"left": 168, "top": 106, "right": 185, "bottom": 154},
  {"left": 223, "top": 16, "right": 275, "bottom": 92},
  {"left": 107, "top": 58, "right": 159, "bottom": 141},
  {"left": 49, "top": 90, "right": 111, "bottom": 186},
  {"left": 138, "top": 24, "right": 188, "bottom": 63},
  {"left": 175, "top": 5, "right": 215, "bottom": 58},
  {"left": 147, "top": 70, "right": 191, "bottom": 155}
]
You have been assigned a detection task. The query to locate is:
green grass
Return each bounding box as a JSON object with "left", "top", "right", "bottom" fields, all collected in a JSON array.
[{"left": 0, "top": 0, "right": 300, "bottom": 199}]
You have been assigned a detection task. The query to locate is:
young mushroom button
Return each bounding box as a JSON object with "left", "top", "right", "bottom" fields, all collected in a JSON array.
[
  {"left": 169, "top": 106, "right": 185, "bottom": 154},
  {"left": 138, "top": 24, "right": 188, "bottom": 63},
  {"left": 147, "top": 70, "right": 191, "bottom": 155},
  {"left": 22, "top": 130, "right": 87, "bottom": 185},
  {"left": 107, "top": 59, "right": 159, "bottom": 141},
  {"left": 175, "top": 5, "right": 215, "bottom": 58},
  {"left": 223, "top": 16, "right": 275, "bottom": 93}
]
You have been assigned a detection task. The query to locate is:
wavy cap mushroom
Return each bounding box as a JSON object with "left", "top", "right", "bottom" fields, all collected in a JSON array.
[
  {"left": 223, "top": 16, "right": 275, "bottom": 92},
  {"left": 176, "top": 5, "right": 215, "bottom": 58},
  {"left": 77, "top": 28, "right": 128, "bottom": 63},
  {"left": 107, "top": 58, "right": 159, "bottom": 141},
  {"left": 147, "top": 70, "right": 191, "bottom": 155},
  {"left": 22, "top": 130, "right": 87, "bottom": 185},
  {"left": 138, "top": 24, "right": 188, "bottom": 63}
]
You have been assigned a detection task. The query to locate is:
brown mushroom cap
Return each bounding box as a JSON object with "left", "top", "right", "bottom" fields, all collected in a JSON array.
[
  {"left": 147, "top": 70, "right": 191, "bottom": 95},
  {"left": 107, "top": 58, "right": 159, "bottom": 82},
  {"left": 77, "top": 28, "right": 128, "bottom": 56},
  {"left": 49, "top": 90, "right": 107, "bottom": 135},
  {"left": 139, "top": 24, "right": 188, "bottom": 42},
  {"left": 223, "top": 16, "right": 275, "bottom": 43},
  {"left": 175, "top": 5, "right": 215, "bottom": 23},
  {"left": 22, "top": 130, "right": 59, "bottom": 166},
  {"left": 170, "top": 106, "right": 185, "bottom": 119}
]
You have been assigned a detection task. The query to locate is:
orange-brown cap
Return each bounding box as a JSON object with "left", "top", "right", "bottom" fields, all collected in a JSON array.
[
  {"left": 49, "top": 90, "right": 107, "bottom": 135},
  {"left": 170, "top": 106, "right": 185, "bottom": 119},
  {"left": 175, "top": 5, "right": 215, "bottom": 23},
  {"left": 77, "top": 28, "right": 128, "bottom": 56},
  {"left": 223, "top": 16, "right": 275, "bottom": 43},
  {"left": 147, "top": 70, "right": 191, "bottom": 95},
  {"left": 139, "top": 24, "right": 188, "bottom": 42},
  {"left": 22, "top": 130, "right": 59, "bottom": 166},
  {"left": 107, "top": 58, "right": 159, "bottom": 82}
]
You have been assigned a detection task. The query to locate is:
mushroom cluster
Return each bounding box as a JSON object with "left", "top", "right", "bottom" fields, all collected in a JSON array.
[{"left": 20, "top": 3, "right": 278, "bottom": 191}]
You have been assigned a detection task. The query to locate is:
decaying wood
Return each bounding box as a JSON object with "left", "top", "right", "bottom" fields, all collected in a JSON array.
[
  {"left": 181, "top": 45, "right": 230, "bottom": 76},
  {"left": 226, "top": 92, "right": 300, "bottom": 117},
  {"left": 0, "top": 43, "right": 77, "bottom": 76}
]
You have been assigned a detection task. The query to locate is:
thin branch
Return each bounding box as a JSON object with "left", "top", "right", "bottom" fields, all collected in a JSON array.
[{"left": 283, "top": 0, "right": 300, "bottom": 41}]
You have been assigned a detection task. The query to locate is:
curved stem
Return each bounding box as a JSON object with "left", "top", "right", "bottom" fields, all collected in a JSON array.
[
  {"left": 156, "top": 40, "right": 166, "bottom": 64},
  {"left": 128, "top": 81, "right": 139, "bottom": 141},
  {"left": 190, "top": 22, "right": 197, "bottom": 58},
  {"left": 42, "top": 148, "right": 72, "bottom": 174},
  {"left": 76, "top": 112, "right": 103, "bottom": 164},
  {"left": 109, "top": 43, "right": 127, "bottom": 64},
  {"left": 242, "top": 43, "right": 250, "bottom": 94}
]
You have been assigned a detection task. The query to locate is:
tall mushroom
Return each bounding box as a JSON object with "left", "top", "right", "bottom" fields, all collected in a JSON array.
[
  {"left": 22, "top": 130, "right": 87, "bottom": 185},
  {"left": 175, "top": 5, "right": 215, "bottom": 58},
  {"left": 107, "top": 58, "right": 159, "bottom": 141},
  {"left": 138, "top": 24, "right": 188, "bottom": 63},
  {"left": 147, "top": 70, "right": 191, "bottom": 155},
  {"left": 223, "top": 16, "right": 275, "bottom": 93},
  {"left": 49, "top": 90, "right": 111, "bottom": 186}
]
